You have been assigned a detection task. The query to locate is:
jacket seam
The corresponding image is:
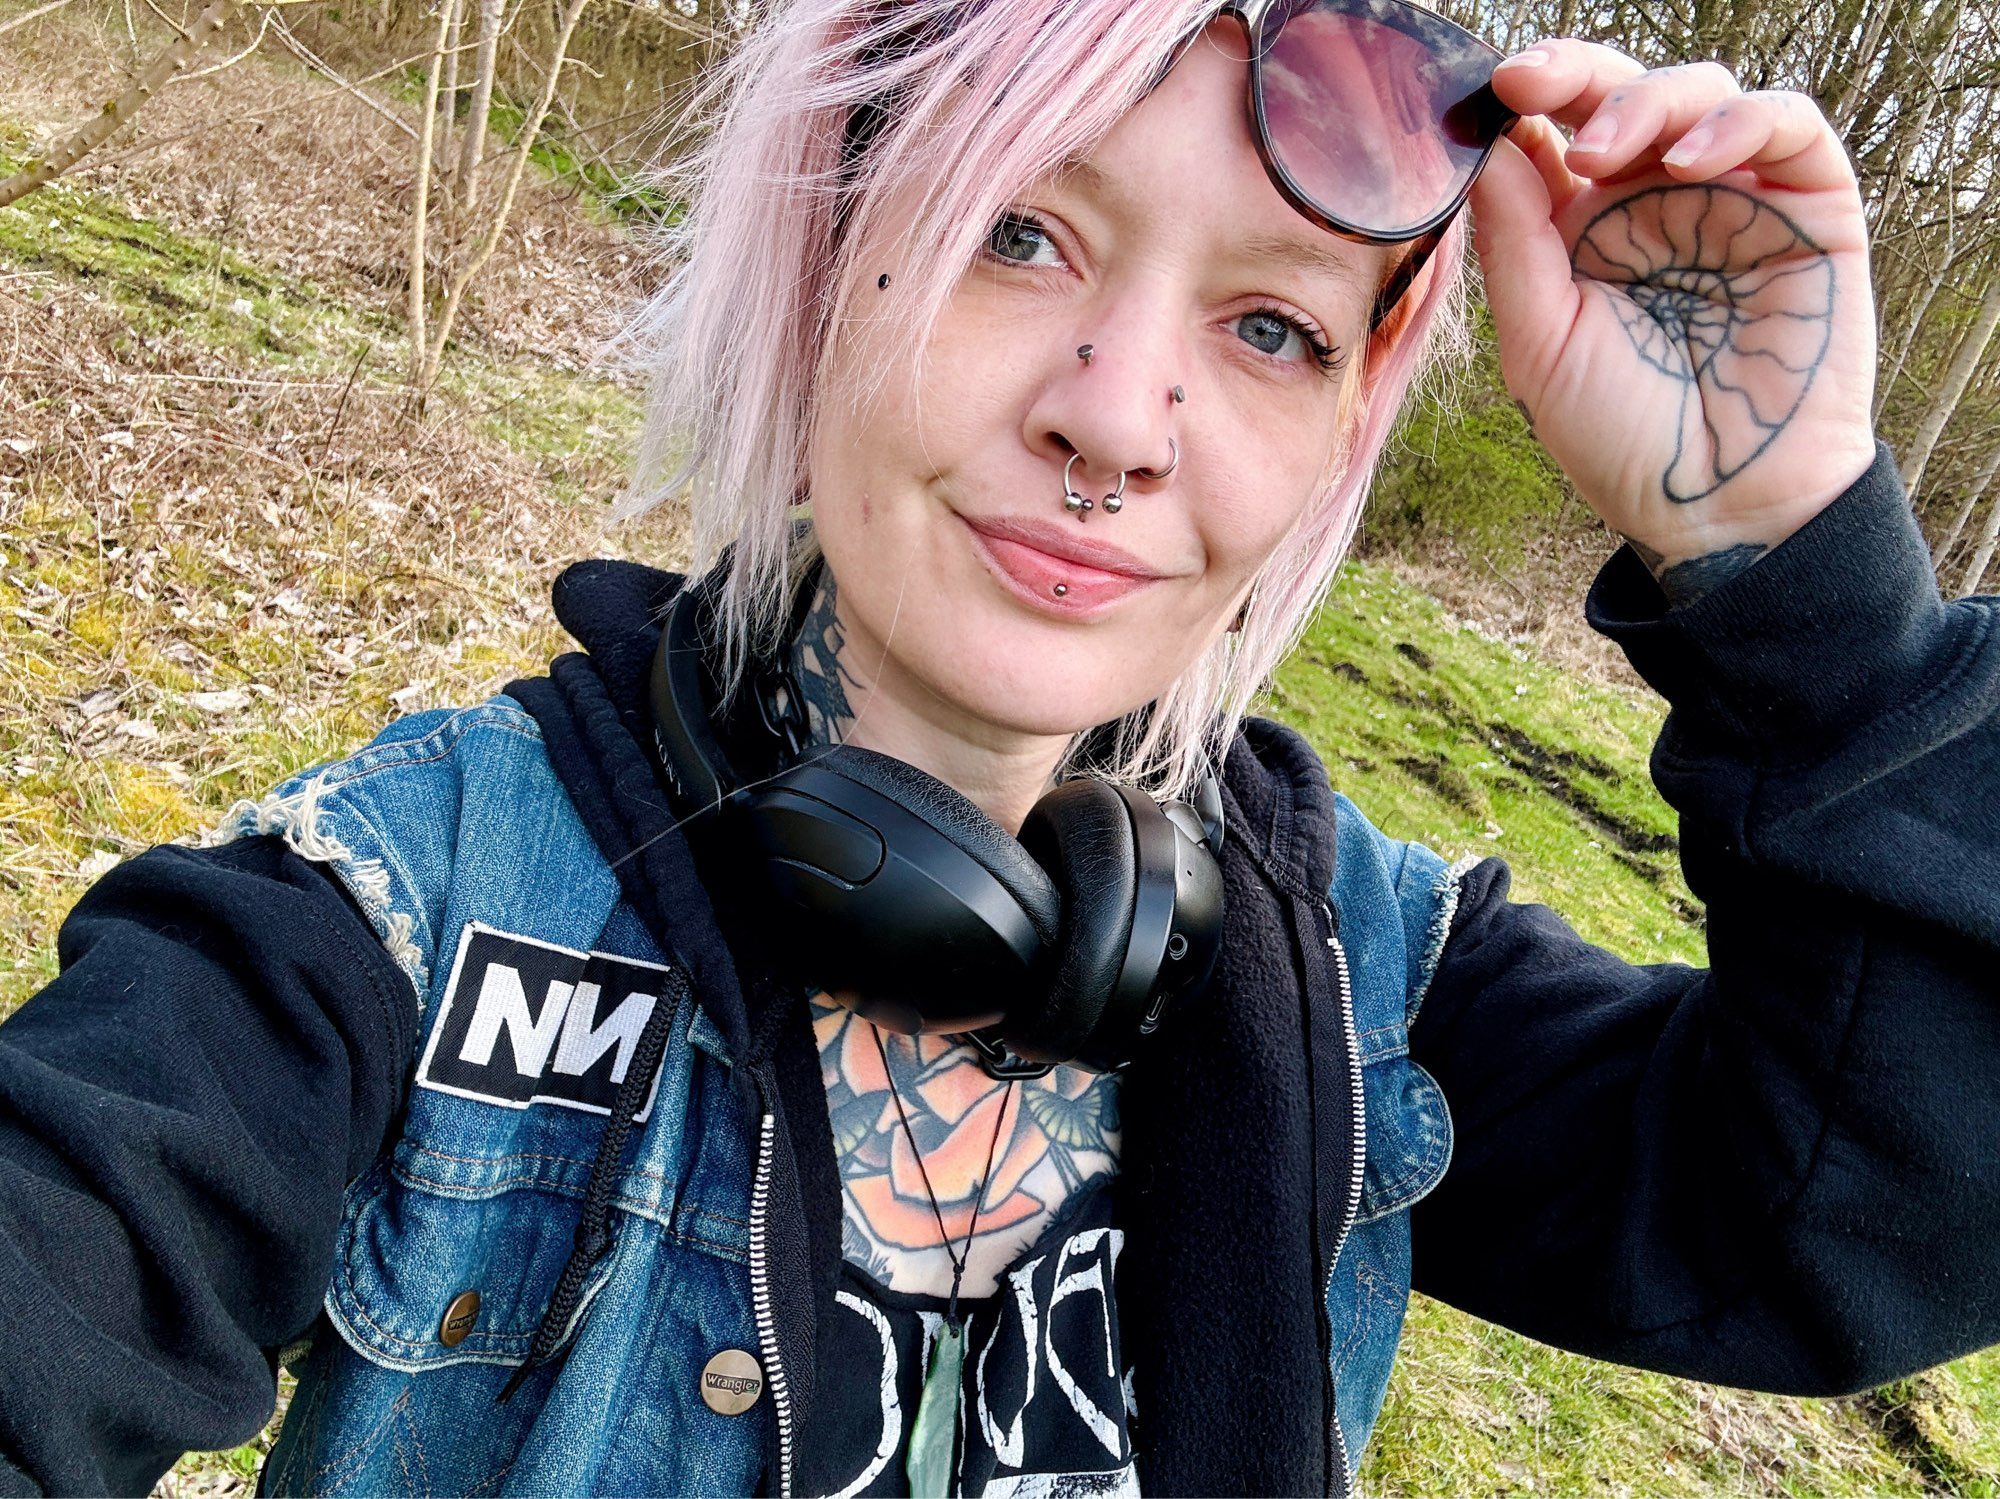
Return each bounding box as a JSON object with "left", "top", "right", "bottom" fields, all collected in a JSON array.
[
  {"left": 295, "top": 854, "right": 422, "bottom": 1142},
  {"left": 1408, "top": 852, "right": 1483, "bottom": 1030},
  {"left": 304, "top": 703, "right": 544, "bottom": 790}
]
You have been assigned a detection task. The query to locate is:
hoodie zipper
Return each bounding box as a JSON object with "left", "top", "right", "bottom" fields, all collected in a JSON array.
[
  {"left": 748, "top": 1104, "right": 796, "bottom": 1497},
  {"left": 1319, "top": 898, "right": 1365, "bottom": 1498}
]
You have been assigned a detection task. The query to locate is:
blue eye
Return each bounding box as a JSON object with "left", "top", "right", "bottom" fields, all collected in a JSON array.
[
  {"left": 985, "top": 211, "right": 1061, "bottom": 267},
  {"left": 1238, "top": 307, "right": 1345, "bottom": 376}
]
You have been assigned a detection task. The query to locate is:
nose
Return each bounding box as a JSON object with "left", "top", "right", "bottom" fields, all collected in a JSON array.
[{"left": 1030, "top": 303, "right": 1184, "bottom": 504}]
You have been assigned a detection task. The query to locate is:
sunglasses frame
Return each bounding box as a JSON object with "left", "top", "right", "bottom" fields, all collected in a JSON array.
[{"left": 1153, "top": 0, "right": 1517, "bottom": 329}]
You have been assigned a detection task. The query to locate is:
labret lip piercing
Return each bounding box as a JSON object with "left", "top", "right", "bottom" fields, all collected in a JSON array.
[{"left": 1053, "top": 583, "right": 1069, "bottom": 597}]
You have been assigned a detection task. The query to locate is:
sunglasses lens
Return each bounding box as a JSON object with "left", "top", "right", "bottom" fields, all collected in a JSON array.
[{"left": 1259, "top": 0, "right": 1510, "bottom": 239}]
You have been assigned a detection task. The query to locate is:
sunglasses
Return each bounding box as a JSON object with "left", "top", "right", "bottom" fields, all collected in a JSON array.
[{"left": 1149, "top": 0, "right": 1517, "bottom": 329}]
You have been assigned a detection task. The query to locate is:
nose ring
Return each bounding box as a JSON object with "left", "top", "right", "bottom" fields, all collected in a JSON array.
[
  {"left": 1062, "top": 453, "right": 1096, "bottom": 516},
  {"left": 1133, "top": 437, "right": 1178, "bottom": 481}
]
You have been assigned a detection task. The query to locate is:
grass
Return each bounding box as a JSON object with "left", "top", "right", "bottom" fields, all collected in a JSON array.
[{"left": 4, "top": 10, "right": 1997, "bottom": 1493}]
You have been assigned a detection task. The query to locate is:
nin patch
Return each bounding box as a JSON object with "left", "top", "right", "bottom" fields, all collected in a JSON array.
[{"left": 416, "top": 922, "right": 677, "bottom": 1120}]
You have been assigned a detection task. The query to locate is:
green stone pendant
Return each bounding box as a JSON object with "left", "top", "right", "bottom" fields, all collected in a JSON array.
[{"left": 905, "top": 1318, "right": 966, "bottom": 1498}]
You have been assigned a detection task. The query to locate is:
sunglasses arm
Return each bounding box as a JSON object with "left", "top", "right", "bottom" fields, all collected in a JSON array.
[{"left": 1368, "top": 223, "right": 1447, "bottom": 336}]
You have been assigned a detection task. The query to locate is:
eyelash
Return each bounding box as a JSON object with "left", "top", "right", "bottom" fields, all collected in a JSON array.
[{"left": 980, "top": 210, "right": 1347, "bottom": 378}]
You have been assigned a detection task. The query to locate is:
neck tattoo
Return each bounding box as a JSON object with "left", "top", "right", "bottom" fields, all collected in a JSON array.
[{"left": 786, "top": 569, "right": 864, "bottom": 747}]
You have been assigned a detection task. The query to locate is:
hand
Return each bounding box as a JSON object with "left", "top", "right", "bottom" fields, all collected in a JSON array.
[{"left": 1470, "top": 40, "right": 1879, "bottom": 605}]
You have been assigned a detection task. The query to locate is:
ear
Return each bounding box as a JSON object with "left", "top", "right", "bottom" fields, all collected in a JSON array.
[{"left": 1335, "top": 236, "right": 1445, "bottom": 434}]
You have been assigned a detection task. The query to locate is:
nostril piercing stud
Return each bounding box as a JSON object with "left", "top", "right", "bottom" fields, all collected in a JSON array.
[
  {"left": 1077, "top": 344, "right": 1093, "bottom": 364},
  {"left": 1053, "top": 583, "right": 1069, "bottom": 597}
]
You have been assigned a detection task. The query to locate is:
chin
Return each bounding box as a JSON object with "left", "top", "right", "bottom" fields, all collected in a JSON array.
[{"left": 909, "top": 611, "right": 1163, "bottom": 741}]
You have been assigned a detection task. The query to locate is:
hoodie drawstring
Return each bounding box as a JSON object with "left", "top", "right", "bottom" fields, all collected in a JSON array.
[{"left": 496, "top": 968, "right": 690, "bottom": 1404}]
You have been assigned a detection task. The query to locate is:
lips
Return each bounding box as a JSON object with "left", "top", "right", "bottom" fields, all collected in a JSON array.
[{"left": 959, "top": 513, "right": 1168, "bottom": 615}]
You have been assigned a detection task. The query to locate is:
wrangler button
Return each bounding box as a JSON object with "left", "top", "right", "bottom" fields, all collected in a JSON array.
[
  {"left": 439, "top": 1290, "right": 481, "bottom": 1347},
  {"left": 700, "top": 1349, "right": 764, "bottom": 1415}
]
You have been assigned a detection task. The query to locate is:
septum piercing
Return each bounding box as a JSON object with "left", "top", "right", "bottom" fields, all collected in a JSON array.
[{"left": 1062, "top": 453, "right": 1095, "bottom": 516}]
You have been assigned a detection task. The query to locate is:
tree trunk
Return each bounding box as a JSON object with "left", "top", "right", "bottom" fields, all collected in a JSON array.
[
  {"left": 407, "top": 0, "right": 455, "bottom": 390},
  {"left": 438, "top": 0, "right": 464, "bottom": 196},
  {"left": 1900, "top": 269, "right": 2000, "bottom": 501},
  {"left": 1878, "top": 234, "right": 1958, "bottom": 423},
  {"left": 1930, "top": 439, "right": 2000, "bottom": 565},
  {"left": 1958, "top": 480, "right": 2000, "bottom": 597},
  {"left": 417, "top": 0, "right": 594, "bottom": 391},
  {"left": 0, "top": 0, "right": 232, "bottom": 209},
  {"left": 456, "top": 0, "right": 504, "bottom": 215}
]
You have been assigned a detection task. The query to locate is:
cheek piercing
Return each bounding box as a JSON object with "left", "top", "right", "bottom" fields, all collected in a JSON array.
[
  {"left": 877, "top": 273, "right": 891, "bottom": 288},
  {"left": 1053, "top": 583, "right": 1069, "bottom": 597}
]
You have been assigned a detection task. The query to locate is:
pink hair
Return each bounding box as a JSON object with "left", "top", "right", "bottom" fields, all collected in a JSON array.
[{"left": 617, "top": 0, "right": 1471, "bottom": 800}]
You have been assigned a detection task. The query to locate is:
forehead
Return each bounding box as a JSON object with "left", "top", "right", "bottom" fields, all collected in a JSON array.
[{"left": 1050, "top": 27, "right": 1388, "bottom": 295}]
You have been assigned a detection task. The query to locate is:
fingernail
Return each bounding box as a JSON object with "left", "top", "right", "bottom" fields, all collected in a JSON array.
[
  {"left": 1496, "top": 49, "right": 1550, "bottom": 68},
  {"left": 1571, "top": 114, "right": 1618, "bottom": 153},
  {"left": 1663, "top": 127, "right": 1714, "bottom": 166}
]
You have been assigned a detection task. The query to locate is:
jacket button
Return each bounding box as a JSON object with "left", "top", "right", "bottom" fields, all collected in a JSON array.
[
  {"left": 700, "top": 1349, "right": 764, "bottom": 1415},
  {"left": 439, "top": 1290, "right": 481, "bottom": 1347}
]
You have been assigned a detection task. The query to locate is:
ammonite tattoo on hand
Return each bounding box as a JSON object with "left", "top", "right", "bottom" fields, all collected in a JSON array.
[{"left": 1572, "top": 185, "right": 1835, "bottom": 504}]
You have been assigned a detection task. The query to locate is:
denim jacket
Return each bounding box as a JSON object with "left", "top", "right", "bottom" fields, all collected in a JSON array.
[{"left": 216, "top": 677, "right": 1459, "bottom": 1495}]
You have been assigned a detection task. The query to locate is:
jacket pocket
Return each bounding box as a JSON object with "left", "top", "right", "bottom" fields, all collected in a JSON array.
[
  {"left": 1356, "top": 1054, "right": 1453, "bottom": 1227},
  {"left": 325, "top": 1130, "right": 617, "bottom": 1374}
]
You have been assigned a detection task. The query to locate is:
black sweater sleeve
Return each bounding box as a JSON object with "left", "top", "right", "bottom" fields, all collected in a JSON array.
[
  {"left": 1406, "top": 441, "right": 2000, "bottom": 1396},
  {"left": 0, "top": 836, "right": 415, "bottom": 1496}
]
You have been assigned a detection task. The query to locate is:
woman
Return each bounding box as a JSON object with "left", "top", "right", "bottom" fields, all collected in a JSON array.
[{"left": 0, "top": 1, "right": 1994, "bottom": 1494}]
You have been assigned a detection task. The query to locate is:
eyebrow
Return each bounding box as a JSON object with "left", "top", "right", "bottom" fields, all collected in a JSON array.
[{"left": 1052, "top": 153, "right": 1368, "bottom": 293}]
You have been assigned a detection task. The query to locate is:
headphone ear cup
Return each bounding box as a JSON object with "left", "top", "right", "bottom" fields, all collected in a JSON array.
[{"left": 1011, "top": 780, "right": 1142, "bottom": 1066}]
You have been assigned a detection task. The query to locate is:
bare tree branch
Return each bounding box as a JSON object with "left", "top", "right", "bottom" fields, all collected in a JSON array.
[{"left": 0, "top": 0, "right": 234, "bottom": 209}]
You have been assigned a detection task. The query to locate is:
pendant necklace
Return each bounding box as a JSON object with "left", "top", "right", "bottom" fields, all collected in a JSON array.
[{"left": 873, "top": 1026, "right": 1018, "bottom": 1499}]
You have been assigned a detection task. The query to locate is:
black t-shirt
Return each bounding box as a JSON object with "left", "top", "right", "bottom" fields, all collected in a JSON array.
[{"left": 810, "top": 1179, "right": 1137, "bottom": 1497}]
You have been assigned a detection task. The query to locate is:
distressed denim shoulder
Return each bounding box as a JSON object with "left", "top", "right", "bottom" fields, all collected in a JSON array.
[
  {"left": 1322, "top": 789, "right": 1474, "bottom": 1474},
  {"left": 211, "top": 700, "right": 768, "bottom": 1497}
]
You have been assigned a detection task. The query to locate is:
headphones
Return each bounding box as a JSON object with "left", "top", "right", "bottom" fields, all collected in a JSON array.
[{"left": 646, "top": 558, "right": 1227, "bottom": 1076}]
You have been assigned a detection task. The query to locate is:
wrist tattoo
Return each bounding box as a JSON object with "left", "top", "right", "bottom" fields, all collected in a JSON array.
[
  {"left": 787, "top": 570, "right": 865, "bottom": 747},
  {"left": 1626, "top": 534, "right": 1771, "bottom": 608},
  {"left": 1572, "top": 184, "right": 1834, "bottom": 505}
]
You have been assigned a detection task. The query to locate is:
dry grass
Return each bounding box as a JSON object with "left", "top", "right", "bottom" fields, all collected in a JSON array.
[{"left": 1, "top": 1, "right": 686, "bottom": 1031}]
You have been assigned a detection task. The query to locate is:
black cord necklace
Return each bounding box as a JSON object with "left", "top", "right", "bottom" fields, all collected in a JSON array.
[
  {"left": 871, "top": 1026, "right": 1018, "bottom": 1497},
  {"left": 871, "top": 1025, "right": 1017, "bottom": 1327}
]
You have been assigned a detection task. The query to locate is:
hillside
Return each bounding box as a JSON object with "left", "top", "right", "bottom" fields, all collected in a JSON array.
[{"left": 2, "top": 8, "right": 1995, "bottom": 1494}]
